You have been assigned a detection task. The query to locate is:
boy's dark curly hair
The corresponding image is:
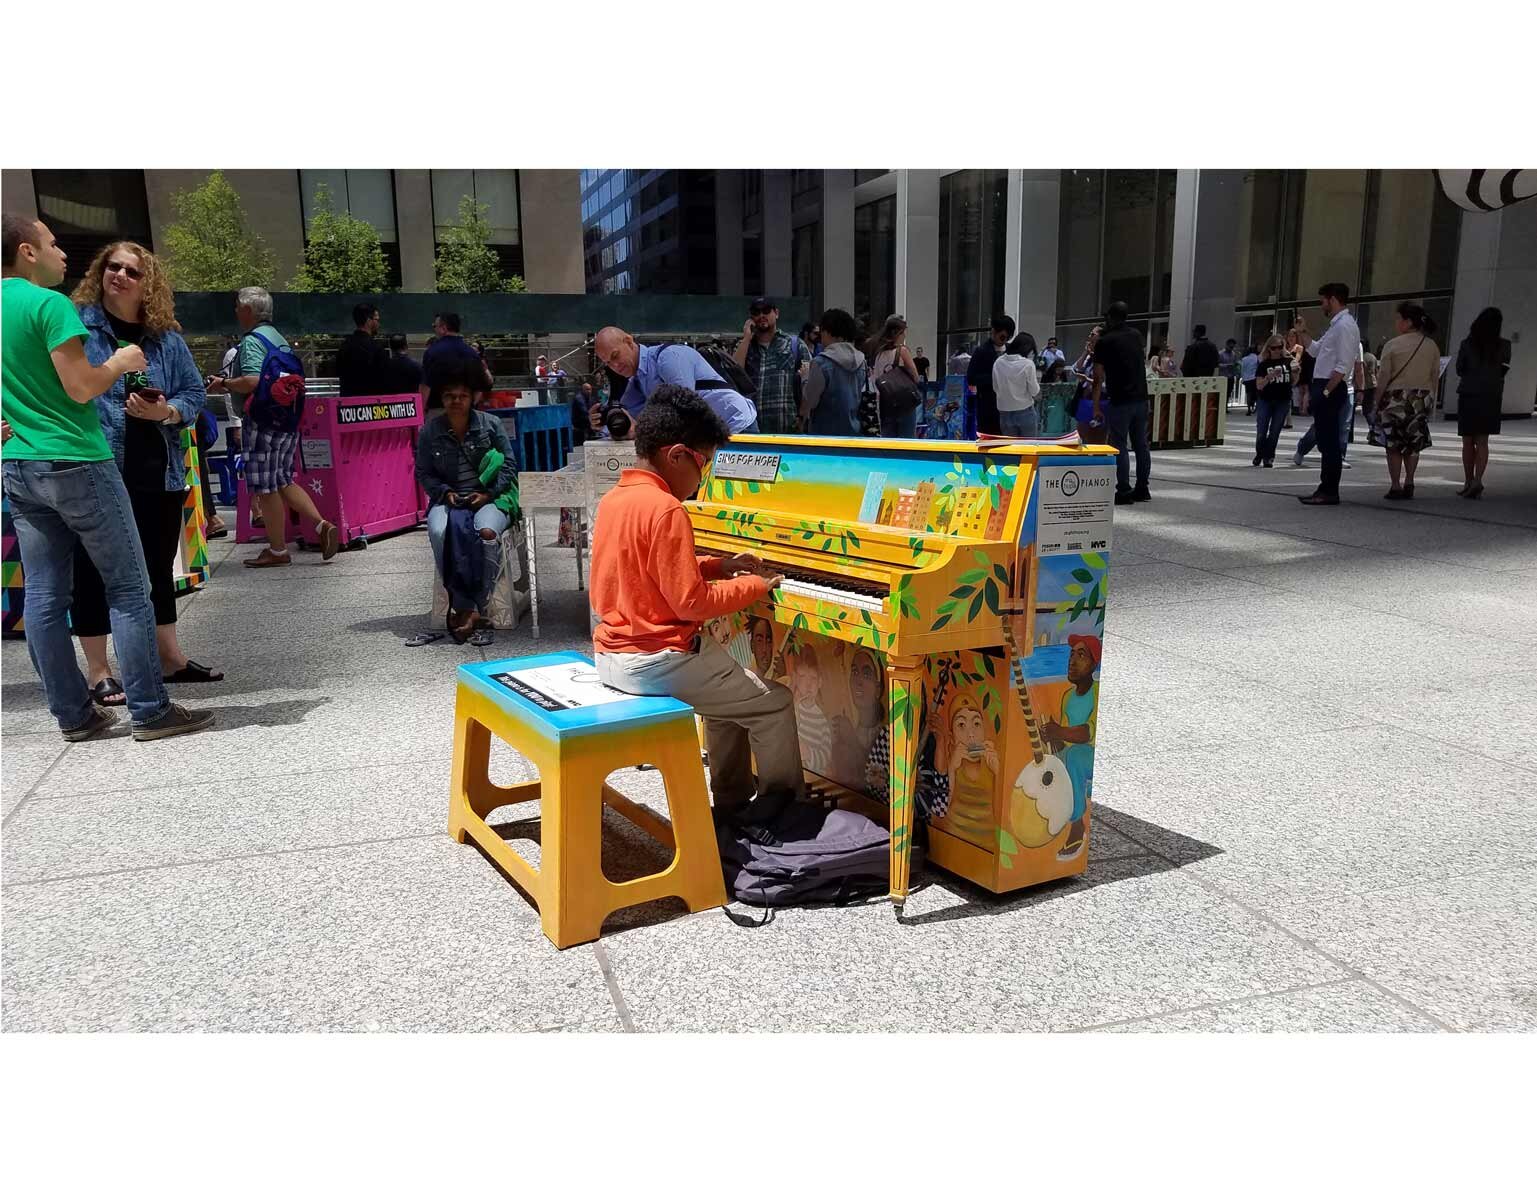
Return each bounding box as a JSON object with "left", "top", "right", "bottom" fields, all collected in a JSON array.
[{"left": 633, "top": 384, "right": 730, "bottom": 459}]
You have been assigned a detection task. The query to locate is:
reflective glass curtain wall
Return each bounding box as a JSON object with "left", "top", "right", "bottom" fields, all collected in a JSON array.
[
  {"left": 32, "top": 170, "right": 153, "bottom": 289},
  {"left": 854, "top": 196, "right": 896, "bottom": 338},
  {"left": 938, "top": 169, "right": 1008, "bottom": 355},
  {"left": 1054, "top": 168, "right": 1177, "bottom": 362},
  {"left": 579, "top": 169, "right": 716, "bottom": 294},
  {"left": 1232, "top": 168, "right": 1460, "bottom": 355}
]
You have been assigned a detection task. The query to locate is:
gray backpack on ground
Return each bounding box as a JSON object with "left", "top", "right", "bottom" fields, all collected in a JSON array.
[{"left": 717, "top": 803, "right": 891, "bottom": 907}]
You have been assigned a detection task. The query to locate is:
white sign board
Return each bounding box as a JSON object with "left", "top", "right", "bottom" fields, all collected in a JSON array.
[
  {"left": 1035, "top": 463, "right": 1114, "bottom": 558},
  {"left": 712, "top": 451, "right": 781, "bottom": 483},
  {"left": 500, "top": 662, "right": 632, "bottom": 710},
  {"left": 585, "top": 442, "right": 639, "bottom": 511},
  {"left": 300, "top": 438, "right": 333, "bottom": 471}
]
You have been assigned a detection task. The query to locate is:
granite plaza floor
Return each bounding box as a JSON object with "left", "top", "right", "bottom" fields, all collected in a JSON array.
[{"left": 3, "top": 411, "right": 1535, "bottom": 1033}]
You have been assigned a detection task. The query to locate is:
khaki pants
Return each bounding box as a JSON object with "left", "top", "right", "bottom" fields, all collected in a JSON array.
[{"left": 596, "top": 637, "right": 804, "bottom": 811}]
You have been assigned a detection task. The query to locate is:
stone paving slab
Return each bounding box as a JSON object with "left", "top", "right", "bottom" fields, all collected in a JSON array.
[
  {"left": 1, "top": 836, "right": 616, "bottom": 1033},
  {"left": 1099, "top": 979, "right": 1441, "bottom": 1033}
]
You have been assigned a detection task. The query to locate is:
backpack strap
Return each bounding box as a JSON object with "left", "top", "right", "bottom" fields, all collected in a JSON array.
[{"left": 242, "top": 327, "right": 277, "bottom": 355}]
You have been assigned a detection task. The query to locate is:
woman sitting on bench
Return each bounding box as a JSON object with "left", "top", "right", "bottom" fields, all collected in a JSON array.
[{"left": 412, "top": 363, "right": 520, "bottom": 645}]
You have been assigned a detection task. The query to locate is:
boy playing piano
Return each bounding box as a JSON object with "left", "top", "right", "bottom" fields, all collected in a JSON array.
[{"left": 590, "top": 385, "right": 805, "bottom": 822}]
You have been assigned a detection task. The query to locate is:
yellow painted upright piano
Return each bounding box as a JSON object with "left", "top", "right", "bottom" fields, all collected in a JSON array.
[{"left": 688, "top": 434, "right": 1117, "bottom": 915}]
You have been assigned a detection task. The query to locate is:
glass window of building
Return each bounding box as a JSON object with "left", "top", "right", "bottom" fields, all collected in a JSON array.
[
  {"left": 855, "top": 196, "right": 896, "bottom": 335},
  {"left": 1100, "top": 169, "right": 1159, "bottom": 315},
  {"left": 938, "top": 169, "right": 1009, "bottom": 345},
  {"left": 1233, "top": 169, "right": 1287, "bottom": 305},
  {"left": 743, "top": 171, "right": 763, "bottom": 219},
  {"left": 298, "top": 169, "right": 401, "bottom": 289},
  {"left": 1057, "top": 169, "right": 1103, "bottom": 321},
  {"left": 32, "top": 170, "right": 153, "bottom": 286},
  {"left": 431, "top": 170, "right": 520, "bottom": 246},
  {"left": 1362, "top": 170, "right": 1461, "bottom": 296},
  {"left": 792, "top": 222, "right": 822, "bottom": 320},
  {"left": 1283, "top": 169, "right": 1367, "bottom": 298}
]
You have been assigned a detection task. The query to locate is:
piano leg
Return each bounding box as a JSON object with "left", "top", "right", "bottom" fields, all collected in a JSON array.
[{"left": 885, "top": 655, "right": 925, "bottom": 920}]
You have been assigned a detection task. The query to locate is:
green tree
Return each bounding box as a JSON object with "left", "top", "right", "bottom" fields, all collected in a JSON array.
[
  {"left": 160, "top": 171, "right": 276, "bottom": 290},
  {"left": 433, "top": 195, "right": 526, "bottom": 293},
  {"left": 289, "top": 184, "right": 390, "bottom": 293}
]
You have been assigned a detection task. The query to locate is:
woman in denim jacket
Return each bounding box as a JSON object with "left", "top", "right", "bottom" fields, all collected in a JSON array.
[
  {"left": 68, "top": 241, "right": 220, "bottom": 704},
  {"left": 413, "top": 363, "right": 519, "bottom": 643}
]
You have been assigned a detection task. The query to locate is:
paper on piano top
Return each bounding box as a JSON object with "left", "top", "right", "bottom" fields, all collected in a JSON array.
[{"left": 975, "top": 430, "right": 1084, "bottom": 446}]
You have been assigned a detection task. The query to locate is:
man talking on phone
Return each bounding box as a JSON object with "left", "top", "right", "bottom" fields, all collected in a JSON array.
[{"left": 1, "top": 213, "right": 213, "bottom": 742}]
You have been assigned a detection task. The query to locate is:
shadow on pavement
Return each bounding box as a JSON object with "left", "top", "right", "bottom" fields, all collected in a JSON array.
[{"left": 894, "top": 803, "right": 1222, "bottom": 928}]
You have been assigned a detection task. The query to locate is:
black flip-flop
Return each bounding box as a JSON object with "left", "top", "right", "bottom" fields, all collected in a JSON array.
[
  {"left": 164, "top": 660, "right": 224, "bottom": 683},
  {"left": 405, "top": 631, "right": 444, "bottom": 647},
  {"left": 90, "top": 676, "right": 126, "bottom": 707}
]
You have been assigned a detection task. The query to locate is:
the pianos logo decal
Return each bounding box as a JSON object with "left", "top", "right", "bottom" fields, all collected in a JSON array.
[{"left": 1056, "top": 469, "right": 1084, "bottom": 498}]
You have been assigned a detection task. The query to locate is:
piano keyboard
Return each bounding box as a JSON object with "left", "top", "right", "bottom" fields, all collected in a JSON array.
[{"left": 762, "top": 560, "right": 890, "bottom": 614}]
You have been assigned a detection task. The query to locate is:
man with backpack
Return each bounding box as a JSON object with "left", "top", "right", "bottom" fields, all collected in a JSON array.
[
  {"left": 732, "top": 297, "right": 809, "bottom": 435},
  {"left": 594, "top": 325, "right": 758, "bottom": 434},
  {"left": 207, "top": 287, "right": 339, "bottom": 566}
]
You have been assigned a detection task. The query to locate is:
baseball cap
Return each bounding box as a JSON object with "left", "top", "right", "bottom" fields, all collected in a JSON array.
[{"left": 749, "top": 297, "right": 776, "bottom": 314}]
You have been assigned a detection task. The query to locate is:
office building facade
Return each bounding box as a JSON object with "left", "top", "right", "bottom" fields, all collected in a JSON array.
[
  {"left": 581, "top": 168, "right": 1534, "bottom": 412},
  {"left": 0, "top": 169, "right": 585, "bottom": 295}
]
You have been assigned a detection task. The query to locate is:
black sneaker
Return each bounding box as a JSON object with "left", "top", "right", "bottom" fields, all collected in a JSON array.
[
  {"left": 132, "top": 702, "right": 215, "bottom": 742},
  {"left": 1114, "top": 490, "right": 1137, "bottom": 506},
  {"left": 1131, "top": 485, "right": 1151, "bottom": 503},
  {"left": 61, "top": 705, "right": 119, "bottom": 743}
]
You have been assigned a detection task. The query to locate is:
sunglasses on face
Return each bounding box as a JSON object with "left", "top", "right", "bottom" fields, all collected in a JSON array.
[
  {"left": 674, "top": 445, "right": 708, "bottom": 471},
  {"left": 105, "top": 261, "right": 143, "bottom": 280},
  {"left": 750, "top": 307, "right": 772, "bottom": 316}
]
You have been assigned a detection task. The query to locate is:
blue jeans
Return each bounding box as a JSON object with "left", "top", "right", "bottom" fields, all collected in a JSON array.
[
  {"left": 998, "top": 408, "right": 1039, "bottom": 437},
  {"left": 880, "top": 406, "right": 920, "bottom": 438},
  {"left": 1296, "top": 390, "right": 1352, "bottom": 461},
  {"left": 2, "top": 459, "right": 169, "bottom": 727},
  {"left": 426, "top": 502, "right": 510, "bottom": 610},
  {"left": 1254, "top": 394, "right": 1289, "bottom": 463},
  {"left": 1104, "top": 399, "right": 1150, "bottom": 493}
]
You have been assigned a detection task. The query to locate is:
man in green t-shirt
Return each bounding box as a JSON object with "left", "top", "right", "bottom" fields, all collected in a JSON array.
[{"left": 1, "top": 213, "right": 213, "bottom": 742}]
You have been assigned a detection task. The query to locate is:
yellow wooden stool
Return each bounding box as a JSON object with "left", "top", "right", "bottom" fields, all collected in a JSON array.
[{"left": 449, "top": 652, "right": 727, "bottom": 949}]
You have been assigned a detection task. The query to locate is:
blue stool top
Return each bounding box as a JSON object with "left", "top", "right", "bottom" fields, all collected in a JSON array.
[{"left": 458, "top": 651, "right": 694, "bottom": 742}]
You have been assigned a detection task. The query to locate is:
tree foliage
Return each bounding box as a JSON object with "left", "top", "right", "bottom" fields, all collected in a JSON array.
[
  {"left": 289, "top": 184, "right": 390, "bottom": 293},
  {"left": 434, "top": 195, "right": 526, "bottom": 293},
  {"left": 160, "top": 171, "right": 276, "bottom": 290}
]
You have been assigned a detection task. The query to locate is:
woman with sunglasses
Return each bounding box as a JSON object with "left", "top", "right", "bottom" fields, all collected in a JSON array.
[
  {"left": 66, "top": 242, "right": 221, "bottom": 706},
  {"left": 1252, "top": 335, "right": 1294, "bottom": 467}
]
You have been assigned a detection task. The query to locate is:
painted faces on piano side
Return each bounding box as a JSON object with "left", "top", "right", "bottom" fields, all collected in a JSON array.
[
  {"left": 594, "top": 326, "right": 641, "bottom": 378},
  {"left": 748, "top": 616, "right": 774, "bottom": 675},
  {"left": 848, "top": 648, "right": 882, "bottom": 725}
]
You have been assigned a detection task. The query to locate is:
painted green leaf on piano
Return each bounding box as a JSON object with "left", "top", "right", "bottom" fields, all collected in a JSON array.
[
  {"left": 930, "top": 613, "right": 953, "bottom": 631},
  {"left": 972, "top": 549, "right": 991, "bottom": 568},
  {"left": 968, "top": 591, "right": 986, "bottom": 621},
  {"left": 1000, "top": 854, "right": 1015, "bottom": 870},
  {"left": 846, "top": 531, "right": 860, "bottom": 547},
  {"left": 992, "top": 563, "right": 1011, "bottom": 587},
  {"left": 1071, "top": 568, "right": 1094, "bottom": 584},
  {"left": 957, "top": 569, "right": 987, "bottom": 586},
  {"left": 1064, "top": 583, "right": 1083, "bottom": 597},
  {"left": 1083, "top": 552, "right": 1107, "bottom": 569},
  {"left": 983, "top": 578, "right": 1000, "bottom": 613},
  {"left": 998, "top": 827, "right": 1020, "bottom": 856}
]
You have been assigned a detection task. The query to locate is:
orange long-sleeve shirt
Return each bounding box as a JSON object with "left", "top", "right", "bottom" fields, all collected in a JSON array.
[{"left": 591, "top": 469, "right": 769, "bottom": 655}]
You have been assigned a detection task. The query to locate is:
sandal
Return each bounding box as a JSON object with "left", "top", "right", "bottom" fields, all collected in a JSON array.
[
  {"left": 164, "top": 660, "right": 224, "bottom": 684},
  {"left": 243, "top": 548, "right": 291, "bottom": 568},
  {"left": 90, "top": 676, "right": 126, "bottom": 707},
  {"left": 404, "top": 631, "right": 444, "bottom": 647},
  {"left": 206, "top": 522, "right": 229, "bottom": 539},
  {"left": 468, "top": 626, "right": 494, "bottom": 647}
]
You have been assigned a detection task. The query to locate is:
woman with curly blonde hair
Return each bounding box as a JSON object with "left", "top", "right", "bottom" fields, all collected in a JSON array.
[{"left": 66, "top": 240, "right": 222, "bottom": 704}]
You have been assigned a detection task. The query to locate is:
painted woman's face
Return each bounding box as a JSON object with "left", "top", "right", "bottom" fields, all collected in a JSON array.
[
  {"left": 951, "top": 706, "right": 985, "bottom": 757},
  {"left": 849, "top": 653, "right": 879, "bottom": 709},
  {"left": 1068, "top": 643, "right": 1095, "bottom": 684}
]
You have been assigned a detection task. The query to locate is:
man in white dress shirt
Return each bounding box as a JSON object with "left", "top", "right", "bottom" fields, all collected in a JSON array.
[{"left": 1298, "top": 282, "right": 1361, "bottom": 507}]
